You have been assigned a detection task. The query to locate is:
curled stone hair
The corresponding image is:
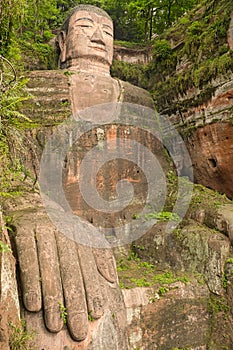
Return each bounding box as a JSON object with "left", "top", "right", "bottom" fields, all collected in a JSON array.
[{"left": 61, "top": 4, "right": 112, "bottom": 34}]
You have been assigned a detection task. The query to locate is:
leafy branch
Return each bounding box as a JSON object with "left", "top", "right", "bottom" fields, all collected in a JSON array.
[{"left": 59, "top": 302, "right": 67, "bottom": 325}]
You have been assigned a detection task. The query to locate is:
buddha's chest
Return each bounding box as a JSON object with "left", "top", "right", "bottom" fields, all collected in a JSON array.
[{"left": 69, "top": 73, "right": 121, "bottom": 114}]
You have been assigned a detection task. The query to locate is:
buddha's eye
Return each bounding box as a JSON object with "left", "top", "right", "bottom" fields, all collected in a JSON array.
[
  {"left": 103, "top": 31, "right": 113, "bottom": 37},
  {"left": 75, "top": 18, "right": 94, "bottom": 29},
  {"left": 78, "top": 24, "right": 93, "bottom": 28}
]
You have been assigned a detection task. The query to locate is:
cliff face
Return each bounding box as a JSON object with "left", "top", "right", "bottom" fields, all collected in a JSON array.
[
  {"left": 115, "top": 182, "right": 233, "bottom": 349},
  {"left": 113, "top": 44, "right": 151, "bottom": 65},
  {"left": 0, "top": 209, "right": 20, "bottom": 349},
  {"left": 147, "top": 0, "right": 233, "bottom": 198}
]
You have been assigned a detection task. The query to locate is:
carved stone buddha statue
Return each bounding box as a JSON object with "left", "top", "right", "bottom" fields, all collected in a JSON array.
[
  {"left": 57, "top": 5, "right": 153, "bottom": 112},
  {"left": 9, "top": 4, "right": 158, "bottom": 349}
]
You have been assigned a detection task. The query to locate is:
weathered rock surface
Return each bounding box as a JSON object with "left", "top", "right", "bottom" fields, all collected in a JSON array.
[
  {"left": 162, "top": 75, "right": 233, "bottom": 198},
  {"left": 133, "top": 220, "right": 230, "bottom": 295},
  {"left": 25, "top": 309, "right": 126, "bottom": 350},
  {"left": 113, "top": 44, "right": 151, "bottom": 65},
  {"left": 0, "top": 208, "right": 20, "bottom": 350},
  {"left": 123, "top": 283, "right": 210, "bottom": 350},
  {"left": 169, "top": 81, "right": 233, "bottom": 197},
  {"left": 186, "top": 122, "right": 233, "bottom": 198},
  {"left": 118, "top": 207, "right": 233, "bottom": 348}
]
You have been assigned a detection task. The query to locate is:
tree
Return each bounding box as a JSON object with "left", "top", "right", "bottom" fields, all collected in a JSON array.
[
  {"left": 0, "top": 0, "right": 200, "bottom": 65},
  {"left": 126, "top": 0, "right": 199, "bottom": 41},
  {"left": 0, "top": 0, "right": 25, "bottom": 56}
]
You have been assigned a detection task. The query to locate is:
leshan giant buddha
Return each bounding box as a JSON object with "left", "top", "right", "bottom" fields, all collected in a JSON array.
[{"left": 9, "top": 4, "right": 164, "bottom": 349}]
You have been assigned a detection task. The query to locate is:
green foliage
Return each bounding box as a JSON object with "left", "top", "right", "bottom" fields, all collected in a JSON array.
[
  {"left": 111, "top": 60, "right": 148, "bottom": 89},
  {"left": 223, "top": 274, "right": 228, "bottom": 289},
  {"left": 132, "top": 213, "right": 140, "bottom": 220},
  {"left": 127, "top": 249, "right": 140, "bottom": 262},
  {"left": 144, "top": 211, "right": 180, "bottom": 222},
  {"left": 130, "top": 277, "right": 152, "bottom": 287},
  {"left": 0, "top": 81, "right": 31, "bottom": 127},
  {"left": 0, "top": 0, "right": 26, "bottom": 56},
  {"left": 117, "top": 255, "right": 153, "bottom": 276},
  {"left": 153, "top": 272, "right": 189, "bottom": 285},
  {"left": 158, "top": 286, "right": 169, "bottom": 296},
  {"left": 119, "top": 281, "right": 125, "bottom": 289},
  {"left": 88, "top": 310, "right": 94, "bottom": 322},
  {"left": 153, "top": 39, "right": 173, "bottom": 60},
  {"left": 189, "top": 183, "right": 232, "bottom": 213},
  {"left": 122, "top": 0, "right": 199, "bottom": 41},
  {"left": 0, "top": 0, "right": 200, "bottom": 66},
  {"left": 0, "top": 240, "right": 11, "bottom": 253},
  {"left": 117, "top": 249, "right": 189, "bottom": 289},
  {"left": 19, "top": 41, "right": 56, "bottom": 70},
  {"left": 148, "top": 0, "right": 233, "bottom": 111},
  {"left": 223, "top": 258, "right": 233, "bottom": 289},
  {"left": 114, "top": 40, "right": 146, "bottom": 49},
  {"left": 188, "top": 21, "right": 203, "bottom": 35},
  {"left": 208, "top": 296, "right": 230, "bottom": 315},
  {"left": 140, "top": 261, "right": 154, "bottom": 269},
  {"left": 0, "top": 57, "right": 37, "bottom": 198},
  {"left": 116, "top": 262, "right": 130, "bottom": 272},
  {"left": 9, "top": 320, "right": 34, "bottom": 350},
  {"left": 59, "top": 302, "right": 67, "bottom": 325}
]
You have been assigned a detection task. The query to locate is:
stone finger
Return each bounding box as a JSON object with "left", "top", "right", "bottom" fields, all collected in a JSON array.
[
  {"left": 77, "top": 245, "right": 105, "bottom": 319},
  {"left": 15, "top": 224, "right": 42, "bottom": 312},
  {"left": 36, "top": 223, "right": 63, "bottom": 333},
  {"left": 92, "top": 247, "right": 117, "bottom": 283},
  {"left": 55, "top": 231, "right": 88, "bottom": 341}
]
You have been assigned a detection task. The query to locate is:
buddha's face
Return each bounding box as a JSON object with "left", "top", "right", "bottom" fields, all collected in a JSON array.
[{"left": 62, "top": 10, "right": 114, "bottom": 67}]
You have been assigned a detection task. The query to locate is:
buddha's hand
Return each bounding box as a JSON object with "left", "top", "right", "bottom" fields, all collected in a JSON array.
[{"left": 13, "top": 210, "right": 117, "bottom": 341}]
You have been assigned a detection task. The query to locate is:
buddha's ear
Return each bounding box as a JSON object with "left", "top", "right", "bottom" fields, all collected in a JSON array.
[{"left": 57, "top": 30, "right": 67, "bottom": 63}]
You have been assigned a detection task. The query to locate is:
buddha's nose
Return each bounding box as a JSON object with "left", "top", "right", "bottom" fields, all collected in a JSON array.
[{"left": 91, "top": 26, "right": 105, "bottom": 45}]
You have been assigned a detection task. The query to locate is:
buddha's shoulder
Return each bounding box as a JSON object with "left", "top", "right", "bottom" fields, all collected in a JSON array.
[{"left": 117, "top": 79, "right": 154, "bottom": 109}]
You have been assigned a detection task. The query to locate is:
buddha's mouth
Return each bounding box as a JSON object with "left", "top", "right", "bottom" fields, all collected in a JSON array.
[{"left": 89, "top": 44, "right": 106, "bottom": 52}]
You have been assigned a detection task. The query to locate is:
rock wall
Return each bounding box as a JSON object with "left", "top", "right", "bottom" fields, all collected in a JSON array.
[
  {"left": 113, "top": 45, "right": 151, "bottom": 65},
  {"left": 148, "top": 2, "right": 233, "bottom": 199},
  {"left": 123, "top": 284, "right": 210, "bottom": 350},
  {"left": 0, "top": 208, "right": 20, "bottom": 350},
  {"left": 117, "top": 190, "right": 233, "bottom": 349},
  {"left": 166, "top": 77, "right": 233, "bottom": 198}
]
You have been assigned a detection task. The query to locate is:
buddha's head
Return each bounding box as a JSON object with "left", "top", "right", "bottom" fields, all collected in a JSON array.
[{"left": 57, "top": 5, "right": 114, "bottom": 73}]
